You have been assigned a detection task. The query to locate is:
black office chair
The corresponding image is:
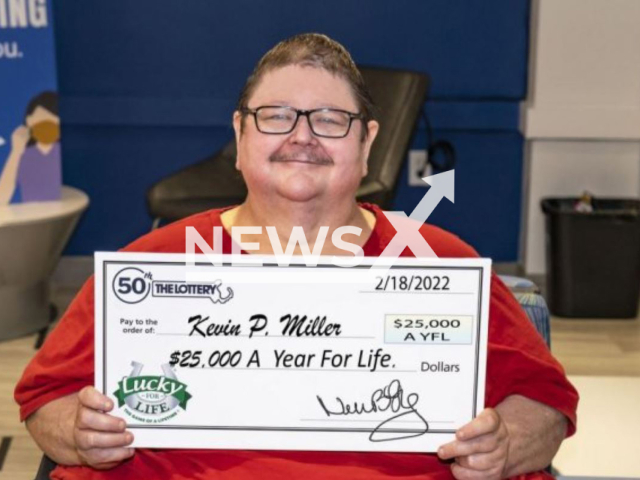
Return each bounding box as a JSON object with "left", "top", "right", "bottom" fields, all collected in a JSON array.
[
  {"left": 34, "top": 455, "right": 56, "bottom": 480},
  {"left": 146, "top": 66, "right": 431, "bottom": 226}
]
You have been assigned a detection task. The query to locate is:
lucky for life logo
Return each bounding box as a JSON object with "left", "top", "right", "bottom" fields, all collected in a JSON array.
[
  {"left": 112, "top": 267, "right": 234, "bottom": 305},
  {"left": 114, "top": 361, "right": 192, "bottom": 424}
]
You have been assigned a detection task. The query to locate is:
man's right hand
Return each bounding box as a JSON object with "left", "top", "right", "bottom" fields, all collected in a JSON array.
[{"left": 73, "top": 386, "right": 135, "bottom": 469}]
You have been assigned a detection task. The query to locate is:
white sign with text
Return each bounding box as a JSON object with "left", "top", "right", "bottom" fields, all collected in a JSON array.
[{"left": 95, "top": 252, "right": 491, "bottom": 452}]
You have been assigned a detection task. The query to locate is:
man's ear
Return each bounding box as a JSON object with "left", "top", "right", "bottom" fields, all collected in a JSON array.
[
  {"left": 232, "top": 111, "right": 243, "bottom": 171},
  {"left": 361, "top": 120, "right": 380, "bottom": 177}
]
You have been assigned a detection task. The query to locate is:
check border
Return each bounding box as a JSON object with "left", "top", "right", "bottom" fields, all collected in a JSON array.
[{"left": 101, "top": 259, "right": 486, "bottom": 436}]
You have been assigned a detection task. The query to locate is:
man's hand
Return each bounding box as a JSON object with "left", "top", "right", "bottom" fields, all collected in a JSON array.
[
  {"left": 26, "top": 387, "right": 136, "bottom": 469},
  {"left": 73, "top": 386, "right": 135, "bottom": 469},
  {"left": 438, "top": 408, "right": 509, "bottom": 480}
]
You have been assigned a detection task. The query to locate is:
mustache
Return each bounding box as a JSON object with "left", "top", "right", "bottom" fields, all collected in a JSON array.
[{"left": 269, "top": 149, "right": 333, "bottom": 165}]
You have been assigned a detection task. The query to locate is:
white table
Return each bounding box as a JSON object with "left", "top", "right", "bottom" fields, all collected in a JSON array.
[{"left": 0, "top": 186, "right": 89, "bottom": 341}]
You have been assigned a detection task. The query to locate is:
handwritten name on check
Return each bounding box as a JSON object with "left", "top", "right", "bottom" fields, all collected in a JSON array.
[{"left": 95, "top": 253, "right": 491, "bottom": 453}]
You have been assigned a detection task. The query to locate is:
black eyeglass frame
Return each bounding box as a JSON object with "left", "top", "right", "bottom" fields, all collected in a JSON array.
[{"left": 240, "top": 105, "right": 364, "bottom": 139}]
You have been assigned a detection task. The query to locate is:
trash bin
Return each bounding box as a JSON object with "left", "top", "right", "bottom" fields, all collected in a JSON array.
[{"left": 541, "top": 197, "right": 640, "bottom": 318}]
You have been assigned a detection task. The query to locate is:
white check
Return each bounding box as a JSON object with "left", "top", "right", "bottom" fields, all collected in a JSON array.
[{"left": 95, "top": 252, "right": 491, "bottom": 453}]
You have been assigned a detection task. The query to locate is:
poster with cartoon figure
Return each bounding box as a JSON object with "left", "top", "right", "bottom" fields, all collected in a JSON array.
[{"left": 0, "top": 0, "right": 61, "bottom": 205}]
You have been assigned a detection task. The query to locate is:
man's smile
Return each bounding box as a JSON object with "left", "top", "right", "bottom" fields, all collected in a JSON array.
[
  {"left": 271, "top": 158, "right": 332, "bottom": 166},
  {"left": 269, "top": 151, "right": 333, "bottom": 166}
]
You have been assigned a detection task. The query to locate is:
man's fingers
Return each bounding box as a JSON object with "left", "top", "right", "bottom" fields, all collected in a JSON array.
[
  {"left": 79, "top": 447, "right": 135, "bottom": 469},
  {"left": 438, "top": 432, "right": 500, "bottom": 460},
  {"left": 440, "top": 416, "right": 509, "bottom": 480},
  {"left": 456, "top": 408, "right": 501, "bottom": 441},
  {"left": 78, "top": 386, "right": 114, "bottom": 412},
  {"left": 73, "top": 389, "right": 134, "bottom": 470},
  {"left": 76, "top": 406, "right": 126, "bottom": 433},
  {"left": 454, "top": 447, "right": 506, "bottom": 471},
  {"left": 75, "top": 430, "right": 134, "bottom": 450},
  {"left": 76, "top": 387, "right": 126, "bottom": 433}
]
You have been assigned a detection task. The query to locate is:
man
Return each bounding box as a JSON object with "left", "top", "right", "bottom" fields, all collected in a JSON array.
[{"left": 16, "top": 33, "right": 577, "bottom": 480}]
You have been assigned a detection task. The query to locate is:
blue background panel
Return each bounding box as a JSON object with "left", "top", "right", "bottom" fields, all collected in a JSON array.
[
  {"left": 62, "top": 125, "right": 234, "bottom": 252},
  {"left": 49, "top": 0, "right": 530, "bottom": 261},
  {"left": 53, "top": 0, "right": 528, "bottom": 101}
]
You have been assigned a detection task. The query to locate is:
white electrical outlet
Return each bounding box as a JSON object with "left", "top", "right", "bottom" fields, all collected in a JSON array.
[{"left": 408, "top": 149, "right": 431, "bottom": 186}]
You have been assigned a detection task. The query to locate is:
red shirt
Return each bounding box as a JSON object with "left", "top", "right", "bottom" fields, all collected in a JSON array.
[{"left": 15, "top": 204, "right": 578, "bottom": 480}]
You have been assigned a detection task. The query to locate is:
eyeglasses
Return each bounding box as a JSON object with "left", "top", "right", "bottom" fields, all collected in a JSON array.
[{"left": 240, "top": 106, "right": 363, "bottom": 138}]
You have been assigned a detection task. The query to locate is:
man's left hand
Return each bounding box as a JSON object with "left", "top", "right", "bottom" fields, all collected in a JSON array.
[{"left": 437, "top": 408, "right": 510, "bottom": 480}]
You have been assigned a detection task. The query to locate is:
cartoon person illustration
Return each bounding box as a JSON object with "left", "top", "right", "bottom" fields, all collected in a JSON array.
[{"left": 0, "top": 91, "right": 61, "bottom": 205}]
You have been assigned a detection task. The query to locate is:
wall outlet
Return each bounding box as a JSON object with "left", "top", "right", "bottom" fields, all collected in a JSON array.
[{"left": 408, "top": 149, "right": 431, "bottom": 186}]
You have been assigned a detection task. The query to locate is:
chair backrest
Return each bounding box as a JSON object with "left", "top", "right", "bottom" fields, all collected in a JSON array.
[
  {"left": 146, "top": 141, "right": 247, "bottom": 222},
  {"left": 356, "top": 67, "right": 430, "bottom": 207},
  {"left": 34, "top": 455, "right": 56, "bottom": 480}
]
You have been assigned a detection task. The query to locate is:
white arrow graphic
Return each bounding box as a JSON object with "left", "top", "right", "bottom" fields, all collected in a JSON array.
[
  {"left": 410, "top": 170, "right": 455, "bottom": 222},
  {"left": 0, "top": 136, "right": 6, "bottom": 147},
  {"left": 374, "top": 169, "right": 455, "bottom": 267}
]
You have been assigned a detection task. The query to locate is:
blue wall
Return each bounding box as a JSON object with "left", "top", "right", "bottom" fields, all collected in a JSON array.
[{"left": 54, "top": 0, "right": 529, "bottom": 261}]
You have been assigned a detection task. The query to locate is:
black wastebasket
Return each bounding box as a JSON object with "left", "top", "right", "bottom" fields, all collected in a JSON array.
[{"left": 541, "top": 197, "right": 640, "bottom": 318}]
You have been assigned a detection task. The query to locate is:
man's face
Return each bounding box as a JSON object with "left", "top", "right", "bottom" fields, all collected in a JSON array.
[{"left": 233, "top": 65, "right": 378, "bottom": 205}]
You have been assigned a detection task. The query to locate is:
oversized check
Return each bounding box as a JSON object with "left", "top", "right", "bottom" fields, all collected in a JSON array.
[{"left": 95, "top": 252, "right": 491, "bottom": 452}]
